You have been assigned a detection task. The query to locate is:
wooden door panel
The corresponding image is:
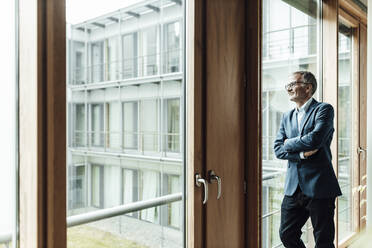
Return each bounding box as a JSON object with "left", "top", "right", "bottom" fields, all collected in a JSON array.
[{"left": 205, "top": 0, "right": 246, "bottom": 247}]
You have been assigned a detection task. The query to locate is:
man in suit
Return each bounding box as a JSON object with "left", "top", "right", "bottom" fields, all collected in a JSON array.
[{"left": 274, "top": 71, "right": 342, "bottom": 248}]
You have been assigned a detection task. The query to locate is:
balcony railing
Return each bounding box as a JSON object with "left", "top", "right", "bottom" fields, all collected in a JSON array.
[
  {"left": 70, "top": 49, "right": 182, "bottom": 85},
  {"left": 262, "top": 25, "right": 317, "bottom": 61},
  {"left": 0, "top": 193, "right": 182, "bottom": 246},
  {"left": 71, "top": 130, "right": 181, "bottom": 156}
]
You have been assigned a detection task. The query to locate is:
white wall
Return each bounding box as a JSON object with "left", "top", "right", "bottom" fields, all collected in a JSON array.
[{"left": 0, "top": 0, "right": 16, "bottom": 235}]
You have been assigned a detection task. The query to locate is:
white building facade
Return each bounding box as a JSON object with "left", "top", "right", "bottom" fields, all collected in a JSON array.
[{"left": 66, "top": 0, "right": 184, "bottom": 238}]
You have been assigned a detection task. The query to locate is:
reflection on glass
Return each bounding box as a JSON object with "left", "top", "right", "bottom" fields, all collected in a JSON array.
[
  {"left": 261, "top": 0, "right": 320, "bottom": 247},
  {"left": 338, "top": 22, "right": 354, "bottom": 240},
  {"left": 67, "top": 0, "right": 184, "bottom": 247}
]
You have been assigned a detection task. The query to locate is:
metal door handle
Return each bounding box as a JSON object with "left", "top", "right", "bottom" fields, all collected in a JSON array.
[
  {"left": 195, "top": 173, "right": 208, "bottom": 204},
  {"left": 208, "top": 170, "right": 221, "bottom": 200},
  {"left": 358, "top": 147, "right": 366, "bottom": 153},
  {"left": 358, "top": 147, "right": 367, "bottom": 160}
]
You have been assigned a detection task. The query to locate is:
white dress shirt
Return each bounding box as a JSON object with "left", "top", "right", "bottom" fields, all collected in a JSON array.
[{"left": 295, "top": 97, "right": 313, "bottom": 159}]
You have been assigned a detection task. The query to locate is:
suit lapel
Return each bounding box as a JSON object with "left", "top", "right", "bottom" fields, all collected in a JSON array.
[{"left": 299, "top": 99, "right": 318, "bottom": 135}]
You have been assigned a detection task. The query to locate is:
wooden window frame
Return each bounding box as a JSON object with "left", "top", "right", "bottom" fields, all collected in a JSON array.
[
  {"left": 323, "top": 1, "right": 367, "bottom": 247},
  {"left": 19, "top": 0, "right": 66, "bottom": 247},
  {"left": 16, "top": 0, "right": 366, "bottom": 247},
  {"left": 338, "top": 8, "right": 360, "bottom": 247},
  {"left": 337, "top": 6, "right": 368, "bottom": 248}
]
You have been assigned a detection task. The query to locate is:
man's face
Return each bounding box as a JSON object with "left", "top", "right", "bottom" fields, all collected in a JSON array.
[{"left": 286, "top": 74, "right": 312, "bottom": 103}]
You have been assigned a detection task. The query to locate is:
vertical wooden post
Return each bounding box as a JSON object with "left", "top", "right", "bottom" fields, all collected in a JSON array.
[
  {"left": 322, "top": 0, "right": 339, "bottom": 245},
  {"left": 246, "top": 0, "right": 261, "bottom": 247},
  {"left": 186, "top": 0, "right": 204, "bottom": 247},
  {"left": 19, "top": 0, "right": 66, "bottom": 247}
]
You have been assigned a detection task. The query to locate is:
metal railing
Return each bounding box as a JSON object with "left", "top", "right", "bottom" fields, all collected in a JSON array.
[
  {"left": 68, "top": 192, "right": 182, "bottom": 227},
  {"left": 70, "top": 49, "right": 182, "bottom": 85},
  {"left": 262, "top": 25, "right": 317, "bottom": 60},
  {"left": 0, "top": 192, "right": 182, "bottom": 245},
  {"left": 72, "top": 130, "right": 181, "bottom": 155}
]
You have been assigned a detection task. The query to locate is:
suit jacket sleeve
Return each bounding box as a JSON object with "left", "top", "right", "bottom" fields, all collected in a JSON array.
[
  {"left": 274, "top": 114, "right": 301, "bottom": 162},
  {"left": 283, "top": 104, "right": 334, "bottom": 153}
]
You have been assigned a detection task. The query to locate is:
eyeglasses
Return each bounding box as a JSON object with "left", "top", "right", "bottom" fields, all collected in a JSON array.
[{"left": 285, "top": 81, "right": 307, "bottom": 91}]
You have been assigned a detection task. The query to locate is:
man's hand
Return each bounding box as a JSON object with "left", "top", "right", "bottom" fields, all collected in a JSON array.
[{"left": 304, "top": 149, "right": 318, "bottom": 158}]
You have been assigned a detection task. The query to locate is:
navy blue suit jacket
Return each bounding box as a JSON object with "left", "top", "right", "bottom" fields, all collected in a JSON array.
[{"left": 273, "top": 99, "right": 342, "bottom": 199}]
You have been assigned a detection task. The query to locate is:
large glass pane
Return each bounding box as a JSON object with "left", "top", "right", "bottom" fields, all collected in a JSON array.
[
  {"left": 164, "top": 98, "right": 180, "bottom": 153},
  {"left": 122, "top": 33, "right": 138, "bottom": 79},
  {"left": 72, "top": 104, "right": 86, "bottom": 147},
  {"left": 90, "top": 103, "right": 104, "bottom": 147},
  {"left": 107, "top": 101, "right": 121, "bottom": 150},
  {"left": 164, "top": 21, "right": 181, "bottom": 73},
  {"left": 71, "top": 41, "right": 86, "bottom": 85},
  {"left": 338, "top": 22, "right": 354, "bottom": 240},
  {"left": 142, "top": 26, "right": 158, "bottom": 76},
  {"left": 90, "top": 41, "right": 104, "bottom": 83},
  {"left": 141, "top": 99, "right": 159, "bottom": 153},
  {"left": 68, "top": 165, "right": 87, "bottom": 210},
  {"left": 66, "top": 0, "right": 185, "bottom": 247},
  {"left": 123, "top": 101, "right": 139, "bottom": 150},
  {"left": 107, "top": 37, "right": 120, "bottom": 81},
  {"left": 261, "top": 0, "right": 320, "bottom": 247},
  {"left": 0, "top": 1, "right": 17, "bottom": 247}
]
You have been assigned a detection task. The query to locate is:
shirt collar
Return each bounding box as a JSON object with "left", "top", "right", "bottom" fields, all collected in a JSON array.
[{"left": 296, "top": 97, "right": 313, "bottom": 113}]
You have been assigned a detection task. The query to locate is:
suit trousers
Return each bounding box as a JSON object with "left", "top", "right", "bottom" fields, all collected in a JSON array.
[{"left": 279, "top": 187, "right": 336, "bottom": 248}]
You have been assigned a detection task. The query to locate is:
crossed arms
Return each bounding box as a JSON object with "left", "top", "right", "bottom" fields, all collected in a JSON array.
[{"left": 274, "top": 104, "right": 334, "bottom": 162}]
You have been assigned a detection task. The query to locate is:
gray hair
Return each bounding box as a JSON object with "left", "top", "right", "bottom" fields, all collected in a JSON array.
[{"left": 293, "top": 71, "right": 317, "bottom": 95}]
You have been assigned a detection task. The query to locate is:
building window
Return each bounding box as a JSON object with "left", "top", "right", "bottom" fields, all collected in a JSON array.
[
  {"left": 71, "top": 41, "right": 85, "bottom": 85},
  {"left": 122, "top": 169, "right": 139, "bottom": 217},
  {"left": 68, "top": 165, "right": 86, "bottom": 210},
  {"left": 261, "top": 0, "right": 320, "bottom": 246},
  {"left": 122, "top": 32, "right": 138, "bottom": 79},
  {"left": 90, "top": 41, "right": 104, "bottom": 83},
  {"left": 73, "top": 103, "right": 86, "bottom": 147},
  {"left": 164, "top": 98, "right": 180, "bottom": 153},
  {"left": 263, "top": 0, "right": 317, "bottom": 60},
  {"left": 141, "top": 26, "right": 158, "bottom": 76},
  {"left": 91, "top": 164, "right": 104, "bottom": 209},
  {"left": 163, "top": 21, "right": 181, "bottom": 73},
  {"left": 139, "top": 170, "right": 160, "bottom": 223},
  {"left": 141, "top": 99, "right": 159, "bottom": 152},
  {"left": 106, "top": 37, "right": 119, "bottom": 81},
  {"left": 167, "top": 175, "right": 181, "bottom": 228},
  {"left": 106, "top": 101, "right": 121, "bottom": 149},
  {"left": 90, "top": 103, "right": 104, "bottom": 147},
  {"left": 123, "top": 101, "right": 139, "bottom": 150}
]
